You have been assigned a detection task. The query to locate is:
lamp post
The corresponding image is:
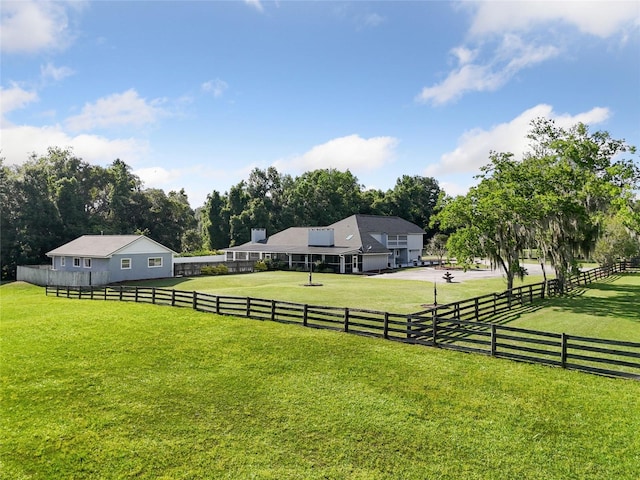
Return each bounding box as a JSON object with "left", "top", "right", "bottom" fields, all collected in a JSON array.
[{"left": 433, "top": 279, "right": 438, "bottom": 306}]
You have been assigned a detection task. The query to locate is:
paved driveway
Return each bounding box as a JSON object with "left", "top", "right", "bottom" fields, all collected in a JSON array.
[{"left": 371, "top": 262, "right": 548, "bottom": 283}]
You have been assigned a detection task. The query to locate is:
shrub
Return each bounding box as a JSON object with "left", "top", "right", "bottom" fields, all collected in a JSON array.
[
  {"left": 201, "top": 264, "right": 229, "bottom": 276},
  {"left": 254, "top": 261, "right": 268, "bottom": 272}
]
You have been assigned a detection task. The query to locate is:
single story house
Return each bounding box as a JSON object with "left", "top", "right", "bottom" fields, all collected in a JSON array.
[
  {"left": 46, "top": 235, "right": 175, "bottom": 284},
  {"left": 224, "top": 214, "right": 425, "bottom": 274}
]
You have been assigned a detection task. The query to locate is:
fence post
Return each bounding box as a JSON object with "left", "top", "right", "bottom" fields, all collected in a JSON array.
[
  {"left": 432, "top": 315, "right": 438, "bottom": 346},
  {"left": 561, "top": 333, "right": 568, "bottom": 368},
  {"left": 529, "top": 284, "right": 533, "bottom": 303},
  {"left": 67, "top": 286, "right": 70, "bottom": 298},
  {"left": 344, "top": 308, "right": 349, "bottom": 332},
  {"left": 246, "top": 298, "right": 251, "bottom": 318},
  {"left": 152, "top": 288, "right": 156, "bottom": 304},
  {"left": 79, "top": 287, "right": 83, "bottom": 300},
  {"left": 215, "top": 296, "right": 220, "bottom": 314},
  {"left": 135, "top": 287, "right": 139, "bottom": 303},
  {"left": 383, "top": 312, "right": 389, "bottom": 339},
  {"left": 119, "top": 286, "right": 123, "bottom": 301},
  {"left": 474, "top": 298, "right": 479, "bottom": 320},
  {"left": 303, "top": 305, "right": 308, "bottom": 327},
  {"left": 493, "top": 293, "right": 497, "bottom": 314},
  {"left": 192, "top": 291, "right": 198, "bottom": 310},
  {"left": 491, "top": 324, "right": 497, "bottom": 356},
  {"left": 271, "top": 300, "right": 276, "bottom": 322},
  {"left": 171, "top": 289, "right": 176, "bottom": 307}
]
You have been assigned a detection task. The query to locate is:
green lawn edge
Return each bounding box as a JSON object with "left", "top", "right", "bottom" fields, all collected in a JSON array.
[{"left": 2, "top": 282, "right": 640, "bottom": 479}]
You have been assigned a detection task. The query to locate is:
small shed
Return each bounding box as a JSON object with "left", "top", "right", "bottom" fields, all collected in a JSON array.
[{"left": 46, "top": 235, "right": 175, "bottom": 284}]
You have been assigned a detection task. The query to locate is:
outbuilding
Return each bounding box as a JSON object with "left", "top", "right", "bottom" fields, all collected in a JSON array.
[{"left": 46, "top": 235, "right": 175, "bottom": 284}]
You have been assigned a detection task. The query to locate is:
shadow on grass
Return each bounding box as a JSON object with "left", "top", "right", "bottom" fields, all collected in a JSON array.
[
  {"left": 534, "top": 275, "right": 640, "bottom": 323},
  {"left": 481, "top": 274, "right": 640, "bottom": 326}
]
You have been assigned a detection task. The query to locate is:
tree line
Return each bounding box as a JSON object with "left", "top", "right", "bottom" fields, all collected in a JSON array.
[
  {"left": 434, "top": 118, "right": 640, "bottom": 291},
  {"left": 2, "top": 118, "right": 638, "bottom": 287},
  {"left": 0, "top": 148, "right": 441, "bottom": 279}
]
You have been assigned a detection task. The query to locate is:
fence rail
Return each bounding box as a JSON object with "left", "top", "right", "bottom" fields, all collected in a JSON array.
[{"left": 46, "top": 260, "right": 640, "bottom": 380}]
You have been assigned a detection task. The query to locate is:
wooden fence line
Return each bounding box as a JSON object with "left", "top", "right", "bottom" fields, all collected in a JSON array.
[{"left": 46, "top": 260, "right": 640, "bottom": 380}]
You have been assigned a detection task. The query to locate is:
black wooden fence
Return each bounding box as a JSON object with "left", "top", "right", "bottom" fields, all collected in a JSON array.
[{"left": 46, "top": 260, "right": 640, "bottom": 380}]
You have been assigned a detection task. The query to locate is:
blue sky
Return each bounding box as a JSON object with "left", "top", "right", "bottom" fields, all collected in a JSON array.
[{"left": 2, "top": 1, "right": 639, "bottom": 208}]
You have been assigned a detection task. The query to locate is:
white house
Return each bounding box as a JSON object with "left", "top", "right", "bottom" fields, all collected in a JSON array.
[{"left": 224, "top": 214, "right": 425, "bottom": 274}]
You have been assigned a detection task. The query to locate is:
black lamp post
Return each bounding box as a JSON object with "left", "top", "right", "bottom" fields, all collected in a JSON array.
[{"left": 433, "top": 280, "right": 438, "bottom": 306}]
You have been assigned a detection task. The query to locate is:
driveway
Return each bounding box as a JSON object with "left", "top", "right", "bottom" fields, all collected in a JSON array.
[{"left": 371, "top": 262, "right": 548, "bottom": 283}]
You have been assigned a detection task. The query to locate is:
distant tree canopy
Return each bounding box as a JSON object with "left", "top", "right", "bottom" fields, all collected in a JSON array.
[
  {"left": 6, "top": 119, "right": 636, "bottom": 286},
  {"left": 201, "top": 168, "right": 443, "bottom": 248},
  {"left": 1, "top": 148, "right": 443, "bottom": 279},
  {"left": 1, "top": 148, "right": 196, "bottom": 279},
  {"left": 434, "top": 119, "right": 640, "bottom": 292}
]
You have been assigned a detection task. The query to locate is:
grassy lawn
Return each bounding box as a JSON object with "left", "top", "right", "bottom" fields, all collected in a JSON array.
[
  {"left": 492, "top": 273, "right": 640, "bottom": 342},
  {"left": 2, "top": 282, "right": 640, "bottom": 479},
  {"left": 135, "top": 270, "right": 547, "bottom": 314}
]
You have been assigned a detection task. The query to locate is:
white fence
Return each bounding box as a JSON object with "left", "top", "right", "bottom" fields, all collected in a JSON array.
[{"left": 17, "top": 266, "right": 110, "bottom": 287}]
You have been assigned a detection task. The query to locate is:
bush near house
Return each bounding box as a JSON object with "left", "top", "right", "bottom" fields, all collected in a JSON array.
[{"left": 200, "top": 264, "right": 229, "bottom": 276}]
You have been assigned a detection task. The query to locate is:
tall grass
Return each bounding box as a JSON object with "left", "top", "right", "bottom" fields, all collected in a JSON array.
[{"left": 2, "top": 282, "right": 640, "bottom": 479}]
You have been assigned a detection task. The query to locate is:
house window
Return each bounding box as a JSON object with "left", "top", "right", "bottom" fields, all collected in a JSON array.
[
  {"left": 60, "top": 257, "right": 66, "bottom": 267},
  {"left": 73, "top": 258, "right": 81, "bottom": 267},
  {"left": 121, "top": 258, "right": 131, "bottom": 269},
  {"left": 148, "top": 257, "right": 163, "bottom": 268},
  {"left": 387, "top": 235, "right": 408, "bottom": 247},
  {"left": 83, "top": 258, "right": 92, "bottom": 268}
]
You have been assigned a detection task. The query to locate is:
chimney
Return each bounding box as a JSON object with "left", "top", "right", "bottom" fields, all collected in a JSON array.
[{"left": 251, "top": 228, "right": 267, "bottom": 243}]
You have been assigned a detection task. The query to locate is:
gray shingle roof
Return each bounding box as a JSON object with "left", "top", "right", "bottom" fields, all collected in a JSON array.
[
  {"left": 46, "top": 235, "right": 173, "bottom": 258},
  {"left": 225, "top": 214, "right": 424, "bottom": 255}
]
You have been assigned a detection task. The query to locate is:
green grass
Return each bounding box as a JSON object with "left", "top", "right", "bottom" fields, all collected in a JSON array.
[
  {"left": 136, "top": 270, "right": 547, "bottom": 314},
  {"left": 2, "top": 282, "right": 640, "bottom": 479},
  {"left": 499, "top": 273, "right": 640, "bottom": 342}
]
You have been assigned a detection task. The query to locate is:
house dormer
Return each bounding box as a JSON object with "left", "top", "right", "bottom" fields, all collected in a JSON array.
[{"left": 308, "top": 228, "right": 334, "bottom": 247}]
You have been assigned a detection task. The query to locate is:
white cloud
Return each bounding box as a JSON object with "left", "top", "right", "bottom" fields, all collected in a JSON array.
[
  {"left": 40, "top": 62, "right": 75, "bottom": 82},
  {"left": 0, "top": 84, "right": 38, "bottom": 118},
  {"left": 359, "top": 12, "right": 385, "bottom": 29},
  {"left": 416, "top": 35, "right": 559, "bottom": 105},
  {"left": 274, "top": 134, "right": 398, "bottom": 174},
  {"left": 1, "top": 124, "right": 149, "bottom": 166},
  {"left": 417, "top": 1, "right": 637, "bottom": 106},
  {"left": 426, "top": 104, "right": 611, "bottom": 176},
  {"left": 244, "top": 0, "right": 264, "bottom": 13},
  {"left": 133, "top": 166, "right": 178, "bottom": 187},
  {"left": 451, "top": 46, "right": 477, "bottom": 65},
  {"left": 201, "top": 79, "right": 228, "bottom": 98},
  {"left": 65, "top": 89, "right": 166, "bottom": 131},
  {"left": 468, "top": 1, "right": 639, "bottom": 39},
  {"left": 0, "top": 0, "right": 84, "bottom": 54}
]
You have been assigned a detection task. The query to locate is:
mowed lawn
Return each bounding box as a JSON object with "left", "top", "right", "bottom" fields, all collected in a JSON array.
[
  {"left": 136, "top": 270, "right": 548, "bottom": 314},
  {"left": 2, "top": 282, "right": 640, "bottom": 479},
  {"left": 496, "top": 273, "right": 640, "bottom": 342}
]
